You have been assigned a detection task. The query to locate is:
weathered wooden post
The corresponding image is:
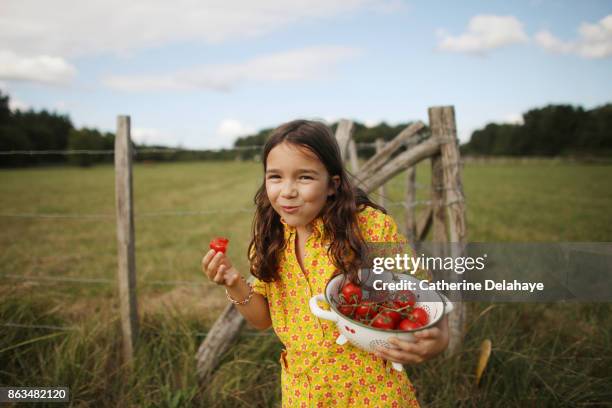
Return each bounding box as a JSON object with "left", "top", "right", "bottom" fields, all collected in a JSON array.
[
  {"left": 376, "top": 138, "right": 385, "bottom": 207},
  {"left": 195, "top": 290, "right": 248, "bottom": 382},
  {"left": 334, "top": 120, "right": 355, "bottom": 163},
  {"left": 348, "top": 139, "right": 359, "bottom": 173},
  {"left": 115, "top": 115, "right": 139, "bottom": 367},
  {"left": 404, "top": 166, "right": 416, "bottom": 241},
  {"left": 428, "top": 106, "right": 467, "bottom": 355}
]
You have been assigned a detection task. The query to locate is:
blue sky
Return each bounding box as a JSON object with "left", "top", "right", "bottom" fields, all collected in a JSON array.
[{"left": 1, "top": 0, "right": 611, "bottom": 148}]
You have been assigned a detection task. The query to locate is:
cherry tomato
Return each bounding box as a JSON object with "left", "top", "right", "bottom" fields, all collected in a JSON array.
[
  {"left": 408, "top": 307, "right": 429, "bottom": 326},
  {"left": 398, "top": 318, "right": 422, "bottom": 331},
  {"left": 355, "top": 301, "right": 378, "bottom": 320},
  {"left": 379, "top": 309, "right": 402, "bottom": 325},
  {"left": 209, "top": 237, "right": 229, "bottom": 254},
  {"left": 393, "top": 290, "right": 416, "bottom": 308},
  {"left": 338, "top": 304, "right": 355, "bottom": 317},
  {"left": 340, "top": 282, "right": 362, "bottom": 305},
  {"left": 371, "top": 313, "right": 397, "bottom": 330}
]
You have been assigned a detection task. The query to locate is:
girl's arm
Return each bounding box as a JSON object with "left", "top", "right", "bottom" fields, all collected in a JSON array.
[
  {"left": 202, "top": 250, "right": 272, "bottom": 330},
  {"left": 225, "top": 275, "right": 272, "bottom": 330}
]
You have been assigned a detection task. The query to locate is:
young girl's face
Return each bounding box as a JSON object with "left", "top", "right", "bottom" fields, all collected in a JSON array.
[{"left": 265, "top": 142, "right": 339, "bottom": 230}]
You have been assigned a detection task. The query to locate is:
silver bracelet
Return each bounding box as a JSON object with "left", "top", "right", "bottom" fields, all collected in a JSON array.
[{"left": 225, "top": 277, "right": 254, "bottom": 305}]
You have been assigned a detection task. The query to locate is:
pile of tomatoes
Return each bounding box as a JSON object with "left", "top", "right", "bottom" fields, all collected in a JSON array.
[{"left": 336, "top": 282, "right": 429, "bottom": 331}]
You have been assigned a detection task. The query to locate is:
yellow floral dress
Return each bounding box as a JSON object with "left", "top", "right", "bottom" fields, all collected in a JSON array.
[{"left": 252, "top": 206, "right": 423, "bottom": 408}]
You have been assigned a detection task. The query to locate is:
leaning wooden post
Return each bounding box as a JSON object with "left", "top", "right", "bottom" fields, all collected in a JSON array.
[
  {"left": 115, "top": 115, "right": 139, "bottom": 367},
  {"left": 196, "top": 300, "right": 247, "bottom": 383},
  {"left": 375, "top": 138, "right": 385, "bottom": 207},
  {"left": 428, "top": 106, "right": 467, "bottom": 355}
]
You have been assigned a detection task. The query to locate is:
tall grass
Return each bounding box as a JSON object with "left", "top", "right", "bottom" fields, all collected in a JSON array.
[{"left": 1, "top": 159, "right": 611, "bottom": 406}]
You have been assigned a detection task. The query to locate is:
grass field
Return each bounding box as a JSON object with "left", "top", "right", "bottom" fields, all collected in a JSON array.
[{"left": 1, "top": 159, "right": 611, "bottom": 407}]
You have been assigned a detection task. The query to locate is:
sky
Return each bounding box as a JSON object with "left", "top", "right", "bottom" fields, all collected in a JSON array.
[{"left": 0, "top": 0, "right": 611, "bottom": 149}]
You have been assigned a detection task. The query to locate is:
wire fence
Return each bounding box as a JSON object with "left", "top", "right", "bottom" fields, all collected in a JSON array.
[
  {"left": 0, "top": 322, "right": 274, "bottom": 337},
  {"left": 0, "top": 142, "right": 386, "bottom": 156},
  {"left": 1, "top": 273, "right": 208, "bottom": 287}
]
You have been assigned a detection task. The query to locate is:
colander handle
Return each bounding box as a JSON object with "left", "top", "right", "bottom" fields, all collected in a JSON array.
[
  {"left": 441, "top": 294, "right": 454, "bottom": 315},
  {"left": 309, "top": 294, "right": 338, "bottom": 322}
]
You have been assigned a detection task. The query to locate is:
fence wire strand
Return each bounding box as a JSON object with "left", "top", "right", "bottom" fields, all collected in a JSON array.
[
  {"left": 1, "top": 273, "right": 208, "bottom": 287},
  {"left": 0, "top": 322, "right": 274, "bottom": 337}
]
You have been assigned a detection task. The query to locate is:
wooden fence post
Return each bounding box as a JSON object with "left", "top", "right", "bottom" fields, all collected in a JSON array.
[
  {"left": 348, "top": 139, "right": 359, "bottom": 173},
  {"left": 404, "top": 166, "right": 416, "bottom": 242},
  {"left": 428, "top": 106, "right": 467, "bottom": 355},
  {"left": 115, "top": 115, "right": 139, "bottom": 367},
  {"left": 376, "top": 138, "right": 385, "bottom": 208},
  {"left": 334, "top": 119, "right": 355, "bottom": 162},
  {"left": 355, "top": 137, "right": 441, "bottom": 192},
  {"left": 359, "top": 122, "right": 424, "bottom": 175}
]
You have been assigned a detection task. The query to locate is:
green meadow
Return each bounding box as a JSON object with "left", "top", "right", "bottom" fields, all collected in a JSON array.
[{"left": 1, "top": 159, "right": 611, "bottom": 407}]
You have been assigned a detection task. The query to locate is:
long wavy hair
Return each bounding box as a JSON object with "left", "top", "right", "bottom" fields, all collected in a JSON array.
[{"left": 248, "top": 119, "right": 385, "bottom": 284}]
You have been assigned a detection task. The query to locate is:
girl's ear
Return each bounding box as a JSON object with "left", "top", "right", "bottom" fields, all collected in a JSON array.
[{"left": 328, "top": 175, "right": 341, "bottom": 196}]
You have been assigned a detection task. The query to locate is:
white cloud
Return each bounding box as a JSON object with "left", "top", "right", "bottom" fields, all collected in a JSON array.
[
  {"left": 8, "top": 96, "right": 29, "bottom": 112},
  {"left": 437, "top": 15, "right": 529, "bottom": 55},
  {"left": 503, "top": 113, "right": 524, "bottom": 125},
  {"left": 132, "top": 127, "right": 181, "bottom": 147},
  {"left": 215, "top": 119, "right": 255, "bottom": 148},
  {"left": 0, "top": 50, "right": 76, "bottom": 84},
  {"left": 103, "top": 46, "right": 361, "bottom": 92},
  {"left": 0, "top": 0, "right": 394, "bottom": 58},
  {"left": 535, "top": 14, "right": 612, "bottom": 59}
]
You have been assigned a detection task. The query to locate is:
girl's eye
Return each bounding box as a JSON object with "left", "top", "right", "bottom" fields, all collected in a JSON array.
[
  {"left": 300, "top": 175, "right": 313, "bottom": 180},
  {"left": 267, "top": 175, "right": 281, "bottom": 179}
]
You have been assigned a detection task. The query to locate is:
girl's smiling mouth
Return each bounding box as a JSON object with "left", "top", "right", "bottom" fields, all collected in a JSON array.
[{"left": 281, "top": 205, "right": 300, "bottom": 213}]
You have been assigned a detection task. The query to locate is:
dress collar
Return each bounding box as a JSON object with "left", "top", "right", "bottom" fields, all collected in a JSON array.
[{"left": 280, "top": 216, "right": 325, "bottom": 239}]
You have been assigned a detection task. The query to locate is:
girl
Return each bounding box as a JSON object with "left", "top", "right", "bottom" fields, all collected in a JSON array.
[{"left": 202, "top": 120, "right": 449, "bottom": 407}]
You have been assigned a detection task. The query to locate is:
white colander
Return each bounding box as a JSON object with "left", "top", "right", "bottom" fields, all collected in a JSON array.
[{"left": 309, "top": 270, "right": 453, "bottom": 372}]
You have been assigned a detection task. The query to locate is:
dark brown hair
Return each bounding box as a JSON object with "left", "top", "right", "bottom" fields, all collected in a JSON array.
[{"left": 248, "top": 119, "right": 385, "bottom": 283}]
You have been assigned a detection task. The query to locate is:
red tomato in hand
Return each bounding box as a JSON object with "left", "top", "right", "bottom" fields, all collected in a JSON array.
[
  {"left": 393, "top": 290, "right": 416, "bottom": 308},
  {"left": 408, "top": 307, "right": 429, "bottom": 326},
  {"left": 355, "top": 301, "right": 377, "bottom": 320},
  {"left": 371, "top": 313, "right": 397, "bottom": 330},
  {"left": 210, "top": 237, "right": 229, "bottom": 254},
  {"left": 398, "top": 318, "right": 422, "bottom": 331},
  {"left": 340, "top": 282, "right": 362, "bottom": 304}
]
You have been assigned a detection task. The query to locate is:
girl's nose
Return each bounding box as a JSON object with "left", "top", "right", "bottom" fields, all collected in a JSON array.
[{"left": 280, "top": 182, "right": 298, "bottom": 198}]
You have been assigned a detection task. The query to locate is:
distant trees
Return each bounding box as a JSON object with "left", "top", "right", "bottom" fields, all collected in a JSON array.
[
  {"left": 2, "top": 87, "right": 611, "bottom": 168},
  {"left": 1, "top": 91, "right": 75, "bottom": 167},
  {"left": 66, "top": 128, "right": 115, "bottom": 167},
  {"left": 462, "top": 104, "right": 612, "bottom": 157},
  {"left": 232, "top": 121, "right": 422, "bottom": 160}
]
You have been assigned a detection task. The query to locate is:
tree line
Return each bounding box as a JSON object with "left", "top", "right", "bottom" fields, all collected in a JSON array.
[
  {"left": 461, "top": 104, "right": 612, "bottom": 157},
  {"left": 1, "top": 89, "right": 610, "bottom": 168}
]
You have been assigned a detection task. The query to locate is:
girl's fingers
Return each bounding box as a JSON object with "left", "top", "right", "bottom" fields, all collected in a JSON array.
[
  {"left": 413, "top": 328, "right": 440, "bottom": 340},
  {"left": 213, "top": 264, "right": 227, "bottom": 285},
  {"left": 376, "top": 347, "right": 423, "bottom": 365},
  {"left": 387, "top": 337, "right": 418, "bottom": 353},
  {"left": 207, "top": 252, "right": 224, "bottom": 278},
  {"left": 201, "top": 249, "right": 215, "bottom": 272}
]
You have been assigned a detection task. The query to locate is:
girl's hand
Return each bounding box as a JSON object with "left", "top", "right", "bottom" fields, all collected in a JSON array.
[
  {"left": 201, "top": 249, "right": 241, "bottom": 287},
  {"left": 375, "top": 315, "right": 449, "bottom": 365}
]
